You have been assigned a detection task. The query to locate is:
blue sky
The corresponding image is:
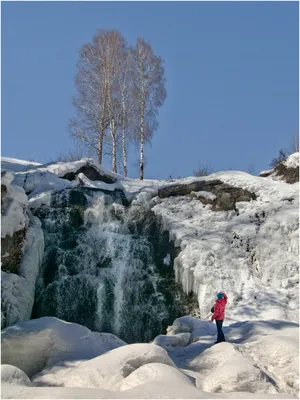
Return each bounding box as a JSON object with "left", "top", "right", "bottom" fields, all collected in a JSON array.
[{"left": 2, "top": 1, "right": 299, "bottom": 179}]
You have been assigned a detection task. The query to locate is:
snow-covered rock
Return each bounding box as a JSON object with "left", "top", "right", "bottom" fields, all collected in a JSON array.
[
  {"left": 284, "top": 152, "right": 299, "bottom": 169},
  {"left": 119, "top": 362, "right": 194, "bottom": 391},
  {"left": 1, "top": 365, "right": 32, "bottom": 387},
  {"left": 153, "top": 332, "right": 192, "bottom": 350},
  {"left": 33, "top": 342, "right": 175, "bottom": 390},
  {"left": 1, "top": 317, "right": 126, "bottom": 378},
  {"left": 259, "top": 152, "right": 299, "bottom": 184},
  {"left": 159, "top": 317, "right": 299, "bottom": 396},
  {"left": 1, "top": 316, "right": 298, "bottom": 399},
  {"left": 1, "top": 170, "right": 29, "bottom": 272},
  {"left": 1, "top": 216, "right": 44, "bottom": 328}
]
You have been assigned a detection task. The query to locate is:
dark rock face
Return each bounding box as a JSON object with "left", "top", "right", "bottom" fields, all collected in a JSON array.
[
  {"left": 158, "top": 180, "right": 256, "bottom": 211},
  {"left": 62, "top": 164, "right": 116, "bottom": 184},
  {"left": 1, "top": 229, "right": 26, "bottom": 274}
]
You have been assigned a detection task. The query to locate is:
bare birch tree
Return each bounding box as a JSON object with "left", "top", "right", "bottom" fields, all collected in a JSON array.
[
  {"left": 69, "top": 30, "right": 125, "bottom": 172},
  {"left": 70, "top": 31, "right": 167, "bottom": 177},
  {"left": 115, "top": 48, "right": 135, "bottom": 177},
  {"left": 131, "top": 38, "right": 166, "bottom": 180},
  {"left": 69, "top": 38, "right": 108, "bottom": 164}
]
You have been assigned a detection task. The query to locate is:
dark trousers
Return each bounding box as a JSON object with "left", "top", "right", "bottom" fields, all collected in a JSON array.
[{"left": 216, "top": 320, "right": 225, "bottom": 342}]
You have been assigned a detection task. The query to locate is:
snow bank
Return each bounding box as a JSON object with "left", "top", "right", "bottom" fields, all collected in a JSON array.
[
  {"left": 33, "top": 342, "right": 175, "bottom": 390},
  {"left": 1, "top": 217, "right": 44, "bottom": 328},
  {"left": 1, "top": 317, "right": 126, "bottom": 378}
]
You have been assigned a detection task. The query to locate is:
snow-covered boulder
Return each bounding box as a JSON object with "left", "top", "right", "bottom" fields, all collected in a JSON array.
[
  {"left": 166, "top": 316, "right": 217, "bottom": 338},
  {"left": 153, "top": 332, "right": 191, "bottom": 350},
  {"left": 1, "top": 365, "right": 32, "bottom": 387},
  {"left": 1, "top": 317, "right": 126, "bottom": 378},
  {"left": 119, "top": 362, "right": 194, "bottom": 391},
  {"left": 191, "top": 342, "right": 277, "bottom": 394},
  {"left": 33, "top": 342, "right": 175, "bottom": 390}
]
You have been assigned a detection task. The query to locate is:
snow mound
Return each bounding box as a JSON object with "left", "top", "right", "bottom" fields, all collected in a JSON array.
[
  {"left": 33, "top": 343, "right": 175, "bottom": 390},
  {"left": 153, "top": 332, "right": 191, "bottom": 350},
  {"left": 119, "top": 362, "right": 193, "bottom": 391},
  {"left": 1, "top": 365, "right": 32, "bottom": 387},
  {"left": 191, "top": 342, "right": 277, "bottom": 394},
  {"left": 1, "top": 317, "right": 126, "bottom": 378}
]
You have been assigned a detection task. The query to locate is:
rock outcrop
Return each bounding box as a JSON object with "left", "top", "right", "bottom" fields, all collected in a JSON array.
[
  {"left": 158, "top": 180, "right": 256, "bottom": 211},
  {"left": 62, "top": 163, "right": 117, "bottom": 184}
]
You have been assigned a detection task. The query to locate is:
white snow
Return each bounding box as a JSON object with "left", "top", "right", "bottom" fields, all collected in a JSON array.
[
  {"left": 157, "top": 317, "right": 299, "bottom": 396},
  {"left": 1, "top": 317, "right": 126, "bottom": 378},
  {"left": 1, "top": 157, "right": 41, "bottom": 173},
  {"left": 77, "top": 172, "right": 122, "bottom": 191},
  {"left": 191, "top": 190, "right": 217, "bottom": 201},
  {"left": 33, "top": 342, "right": 175, "bottom": 390},
  {"left": 284, "top": 152, "right": 299, "bottom": 169},
  {"left": 119, "top": 362, "right": 194, "bottom": 391},
  {"left": 1, "top": 316, "right": 298, "bottom": 399},
  {"left": 1, "top": 171, "right": 28, "bottom": 238},
  {"left": 1, "top": 217, "right": 44, "bottom": 328},
  {"left": 1, "top": 365, "right": 32, "bottom": 387}
]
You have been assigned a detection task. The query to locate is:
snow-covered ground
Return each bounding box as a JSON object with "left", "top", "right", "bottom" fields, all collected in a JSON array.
[
  {"left": 1, "top": 316, "right": 298, "bottom": 398},
  {"left": 1, "top": 155, "right": 299, "bottom": 398}
]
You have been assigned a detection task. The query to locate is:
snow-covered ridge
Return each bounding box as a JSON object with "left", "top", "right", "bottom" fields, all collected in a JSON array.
[{"left": 1, "top": 156, "right": 299, "bottom": 326}]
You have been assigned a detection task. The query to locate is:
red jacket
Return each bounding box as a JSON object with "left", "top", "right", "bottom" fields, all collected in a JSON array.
[{"left": 211, "top": 293, "right": 227, "bottom": 321}]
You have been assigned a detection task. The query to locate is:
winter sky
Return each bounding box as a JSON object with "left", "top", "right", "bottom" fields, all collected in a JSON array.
[{"left": 2, "top": 1, "right": 298, "bottom": 179}]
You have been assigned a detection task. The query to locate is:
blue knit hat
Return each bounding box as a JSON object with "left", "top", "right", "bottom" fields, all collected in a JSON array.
[{"left": 217, "top": 292, "right": 223, "bottom": 299}]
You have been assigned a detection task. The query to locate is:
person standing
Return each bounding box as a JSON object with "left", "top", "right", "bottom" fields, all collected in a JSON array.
[{"left": 210, "top": 292, "right": 227, "bottom": 344}]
